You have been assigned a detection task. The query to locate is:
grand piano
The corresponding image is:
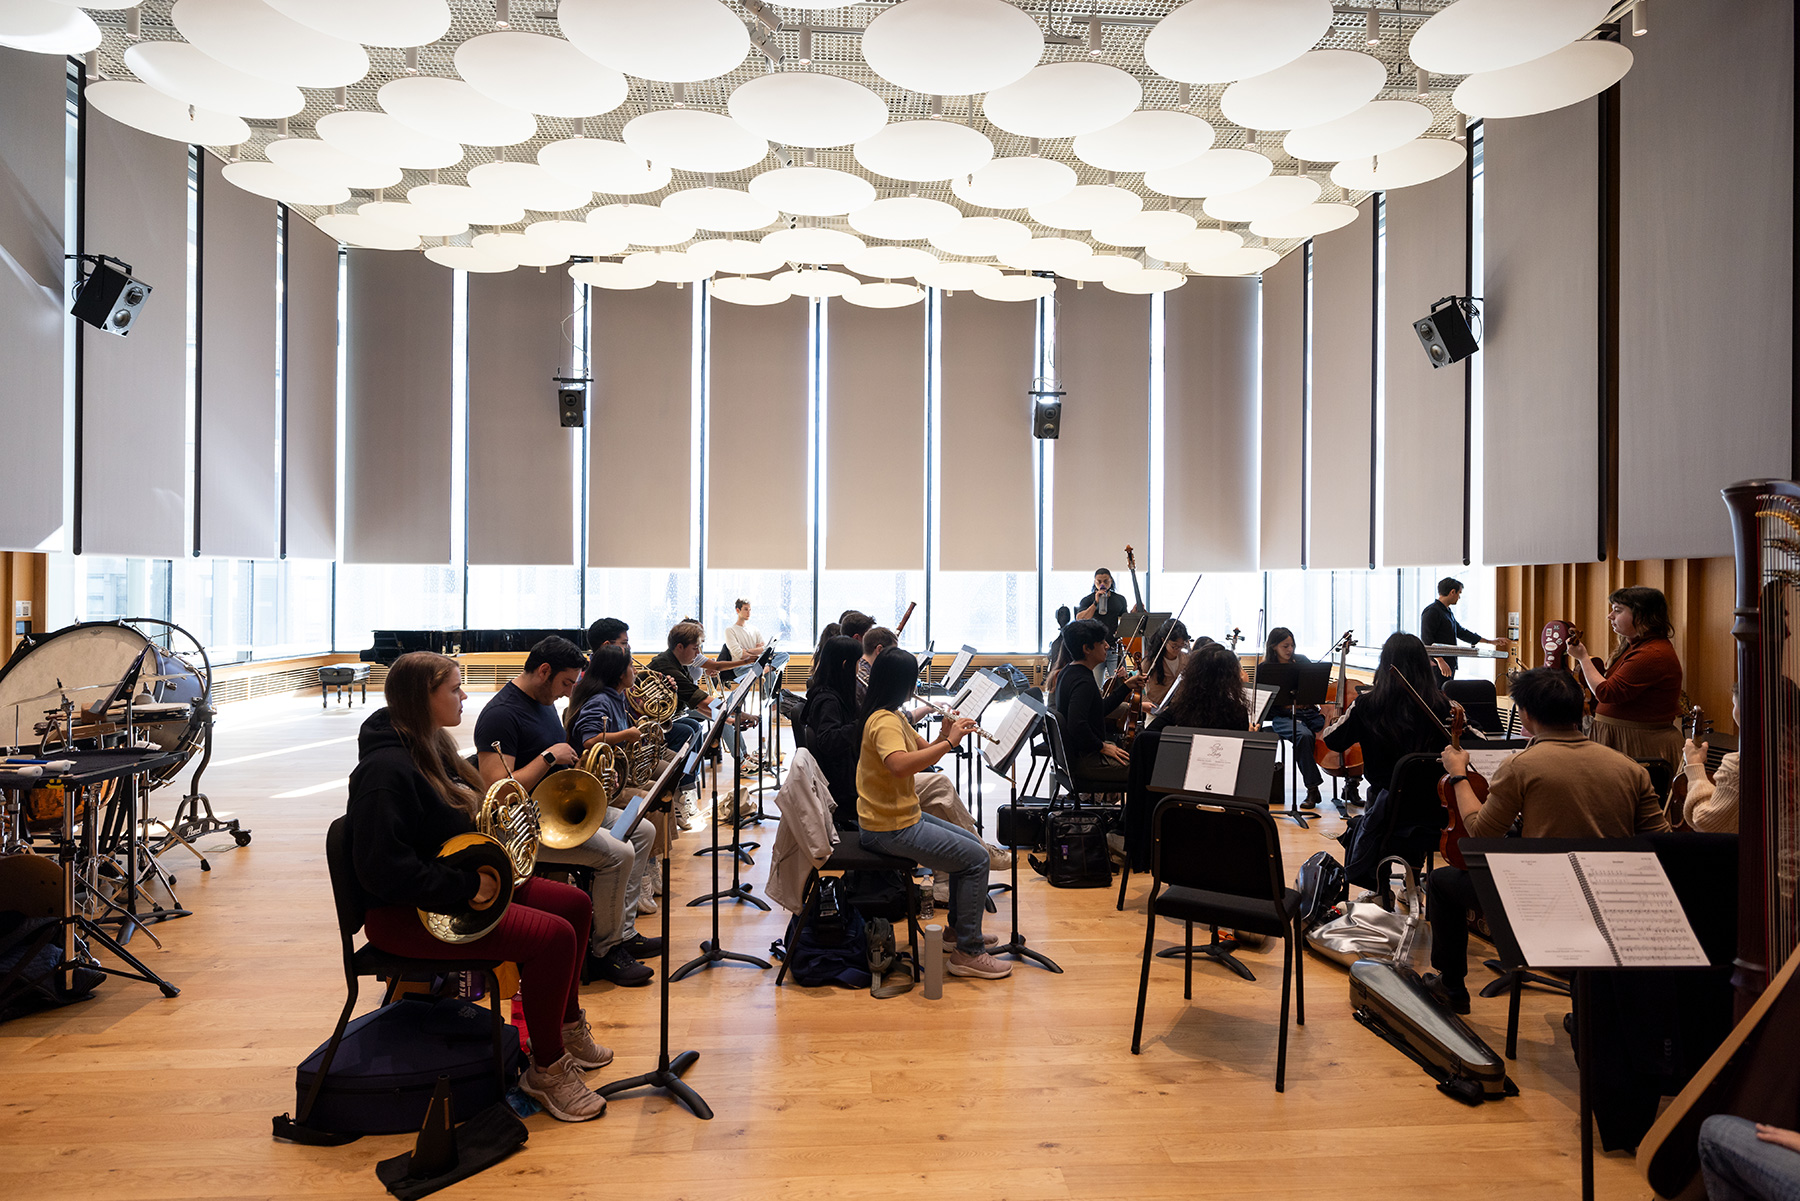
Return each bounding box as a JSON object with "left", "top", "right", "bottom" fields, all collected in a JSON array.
[{"left": 360, "top": 629, "right": 588, "bottom": 664}]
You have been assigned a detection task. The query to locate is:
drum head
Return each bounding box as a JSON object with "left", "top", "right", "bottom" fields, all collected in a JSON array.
[{"left": 0, "top": 623, "right": 153, "bottom": 736}]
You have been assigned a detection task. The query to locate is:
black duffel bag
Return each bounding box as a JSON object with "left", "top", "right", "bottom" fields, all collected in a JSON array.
[{"left": 1030, "top": 808, "right": 1113, "bottom": 888}]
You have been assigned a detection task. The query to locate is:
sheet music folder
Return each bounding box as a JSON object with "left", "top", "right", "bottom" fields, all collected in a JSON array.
[{"left": 1148, "top": 726, "right": 1280, "bottom": 798}]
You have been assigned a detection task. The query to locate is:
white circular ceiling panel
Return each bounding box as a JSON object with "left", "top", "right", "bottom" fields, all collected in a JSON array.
[
  {"left": 1073, "top": 111, "right": 1217, "bottom": 174},
  {"left": 846, "top": 196, "right": 963, "bottom": 241},
  {"left": 314, "top": 212, "right": 420, "bottom": 250},
  {"left": 689, "top": 239, "right": 786, "bottom": 275},
  {"left": 316, "top": 110, "right": 463, "bottom": 170},
  {"left": 474, "top": 231, "right": 569, "bottom": 268},
  {"left": 974, "top": 274, "right": 1056, "bottom": 303},
  {"left": 171, "top": 0, "right": 369, "bottom": 88},
  {"left": 1284, "top": 100, "right": 1434, "bottom": 162},
  {"left": 221, "top": 161, "right": 351, "bottom": 206},
  {"left": 710, "top": 275, "right": 793, "bottom": 306},
  {"left": 537, "top": 138, "right": 669, "bottom": 195},
  {"left": 557, "top": 0, "right": 749, "bottom": 83},
  {"left": 1248, "top": 203, "right": 1360, "bottom": 239},
  {"left": 625, "top": 249, "right": 714, "bottom": 284},
  {"left": 266, "top": 139, "right": 402, "bottom": 190},
  {"left": 1144, "top": 0, "right": 1333, "bottom": 85},
  {"left": 1143, "top": 148, "right": 1274, "bottom": 199},
  {"left": 728, "top": 72, "right": 889, "bottom": 149},
  {"left": 570, "top": 259, "right": 655, "bottom": 289},
  {"left": 379, "top": 78, "right": 535, "bottom": 147},
  {"left": 264, "top": 0, "right": 450, "bottom": 48},
  {"left": 1091, "top": 209, "right": 1198, "bottom": 248},
  {"left": 762, "top": 226, "right": 866, "bottom": 265},
  {"left": 84, "top": 81, "right": 251, "bottom": 146},
  {"left": 1221, "top": 50, "right": 1388, "bottom": 131},
  {"left": 860, "top": 0, "right": 1043, "bottom": 96},
  {"left": 1202, "top": 175, "right": 1322, "bottom": 222},
  {"left": 1410, "top": 0, "right": 1614, "bottom": 75},
  {"left": 466, "top": 162, "right": 593, "bottom": 213},
  {"left": 853, "top": 121, "right": 993, "bottom": 183},
  {"left": 1330, "top": 138, "right": 1466, "bottom": 191},
  {"left": 982, "top": 62, "right": 1142, "bottom": 140},
  {"left": 748, "top": 167, "right": 877, "bottom": 218},
  {"left": 1453, "top": 40, "right": 1634, "bottom": 119},
  {"left": 586, "top": 203, "right": 697, "bottom": 247},
  {"left": 660, "top": 186, "right": 779, "bottom": 233},
  {"left": 1060, "top": 254, "right": 1144, "bottom": 283},
  {"left": 1148, "top": 228, "right": 1244, "bottom": 265},
  {"left": 524, "top": 219, "right": 628, "bottom": 258},
  {"left": 428, "top": 244, "right": 517, "bottom": 273},
  {"left": 951, "top": 157, "right": 1077, "bottom": 210},
  {"left": 1105, "top": 269, "right": 1188, "bottom": 295},
  {"left": 927, "top": 216, "right": 1031, "bottom": 258},
  {"left": 622, "top": 110, "right": 768, "bottom": 174},
  {"left": 1192, "top": 246, "right": 1280, "bottom": 276},
  {"left": 997, "top": 237, "right": 1093, "bottom": 273},
  {"left": 914, "top": 260, "right": 1004, "bottom": 292},
  {"left": 0, "top": 0, "right": 100, "bottom": 55},
  {"left": 357, "top": 200, "right": 468, "bottom": 237},
  {"left": 772, "top": 267, "right": 857, "bottom": 297},
  {"left": 843, "top": 282, "right": 926, "bottom": 309},
  {"left": 1029, "top": 185, "right": 1144, "bottom": 232},
  {"left": 454, "top": 32, "right": 628, "bottom": 119},
  {"left": 844, "top": 245, "right": 940, "bottom": 280},
  {"left": 123, "top": 42, "right": 305, "bottom": 119},
  {"left": 406, "top": 184, "right": 526, "bottom": 226}
]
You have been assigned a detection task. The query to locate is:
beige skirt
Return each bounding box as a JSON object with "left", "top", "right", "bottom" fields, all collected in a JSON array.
[{"left": 1591, "top": 714, "right": 1685, "bottom": 776}]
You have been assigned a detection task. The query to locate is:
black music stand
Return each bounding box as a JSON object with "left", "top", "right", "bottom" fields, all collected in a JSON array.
[
  {"left": 982, "top": 694, "right": 1061, "bottom": 973},
  {"left": 1254, "top": 660, "right": 1332, "bottom": 827},
  {"left": 598, "top": 752, "right": 712, "bottom": 1119},
  {"left": 689, "top": 668, "right": 770, "bottom": 915},
  {"left": 671, "top": 676, "right": 771, "bottom": 982},
  {"left": 737, "top": 647, "right": 788, "bottom": 830}
]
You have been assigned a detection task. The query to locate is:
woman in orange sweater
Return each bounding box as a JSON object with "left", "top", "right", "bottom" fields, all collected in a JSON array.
[{"left": 1569, "top": 585, "right": 1684, "bottom": 775}]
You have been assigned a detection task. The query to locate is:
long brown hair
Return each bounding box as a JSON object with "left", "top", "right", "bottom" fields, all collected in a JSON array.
[{"left": 384, "top": 652, "right": 485, "bottom": 816}]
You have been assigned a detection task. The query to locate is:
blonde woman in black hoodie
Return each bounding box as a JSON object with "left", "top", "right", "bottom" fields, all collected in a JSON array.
[{"left": 346, "top": 651, "right": 608, "bottom": 1122}]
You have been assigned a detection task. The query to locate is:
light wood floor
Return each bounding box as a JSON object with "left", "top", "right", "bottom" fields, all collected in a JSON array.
[{"left": 0, "top": 694, "right": 1653, "bottom": 1200}]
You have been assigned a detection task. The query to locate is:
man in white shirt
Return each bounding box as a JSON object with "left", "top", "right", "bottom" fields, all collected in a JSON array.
[{"left": 722, "top": 598, "right": 766, "bottom": 664}]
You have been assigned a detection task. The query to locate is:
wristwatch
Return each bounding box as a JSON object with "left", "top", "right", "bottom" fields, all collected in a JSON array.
[
  {"left": 540, "top": 749, "right": 556, "bottom": 766},
  {"left": 1444, "top": 774, "right": 1468, "bottom": 786}
]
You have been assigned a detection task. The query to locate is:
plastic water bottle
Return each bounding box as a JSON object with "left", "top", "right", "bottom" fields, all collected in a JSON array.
[{"left": 918, "top": 869, "right": 934, "bottom": 920}]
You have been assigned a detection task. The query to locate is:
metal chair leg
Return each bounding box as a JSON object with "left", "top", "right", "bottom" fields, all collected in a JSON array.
[
  {"left": 297, "top": 979, "right": 360, "bottom": 1127},
  {"left": 1131, "top": 892, "right": 1157, "bottom": 1055},
  {"left": 487, "top": 969, "right": 508, "bottom": 1091},
  {"left": 1275, "top": 934, "right": 1293, "bottom": 1093}
]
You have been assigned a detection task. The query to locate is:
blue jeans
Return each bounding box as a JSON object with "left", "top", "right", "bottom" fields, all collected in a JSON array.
[
  {"left": 1700, "top": 1115, "right": 1800, "bottom": 1201},
  {"left": 860, "top": 812, "right": 990, "bottom": 955},
  {"left": 667, "top": 715, "right": 703, "bottom": 783},
  {"left": 1270, "top": 710, "right": 1325, "bottom": 788}
]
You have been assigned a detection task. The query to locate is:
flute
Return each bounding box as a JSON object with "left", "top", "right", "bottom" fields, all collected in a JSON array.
[{"left": 912, "top": 693, "right": 1001, "bottom": 744}]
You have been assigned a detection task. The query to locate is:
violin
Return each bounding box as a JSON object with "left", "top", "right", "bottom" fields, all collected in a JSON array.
[
  {"left": 1118, "top": 546, "right": 1147, "bottom": 744},
  {"left": 1437, "top": 701, "right": 1488, "bottom": 870},
  {"left": 1227, "top": 628, "right": 1245, "bottom": 681},
  {"left": 1667, "top": 703, "right": 1712, "bottom": 830},
  {"left": 1314, "top": 631, "right": 1366, "bottom": 781}
]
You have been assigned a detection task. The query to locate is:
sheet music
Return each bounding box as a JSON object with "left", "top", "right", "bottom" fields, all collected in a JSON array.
[
  {"left": 1182, "top": 734, "right": 1243, "bottom": 794},
  {"left": 1466, "top": 748, "right": 1519, "bottom": 778},
  {"left": 1486, "top": 855, "right": 1615, "bottom": 967},
  {"left": 1486, "top": 852, "right": 1706, "bottom": 968},
  {"left": 984, "top": 700, "right": 1035, "bottom": 771},
  {"left": 942, "top": 647, "right": 975, "bottom": 692},
  {"left": 955, "top": 671, "right": 1002, "bottom": 722},
  {"left": 1245, "top": 685, "right": 1278, "bottom": 725},
  {"left": 1572, "top": 852, "right": 1707, "bottom": 966}
]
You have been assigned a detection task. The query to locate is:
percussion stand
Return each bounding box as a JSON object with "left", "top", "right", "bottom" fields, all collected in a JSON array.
[
  {"left": 672, "top": 686, "right": 771, "bottom": 983},
  {"left": 162, "top": 705, "right": 252, "bottom": 854}
]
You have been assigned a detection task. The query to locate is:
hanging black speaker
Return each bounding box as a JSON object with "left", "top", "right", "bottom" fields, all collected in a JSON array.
[
  {"left": 1413, "top": 297, "right": 1480, "bottom": 369},
  {"left": 1032, "top": 396, "right": 1062, "bottom": 440},
  {"left": 558, "top": 387, "right": 585, "bottom": 428},
  {"left": 70, "top": 259, "right": 153, "bottom": 337}
]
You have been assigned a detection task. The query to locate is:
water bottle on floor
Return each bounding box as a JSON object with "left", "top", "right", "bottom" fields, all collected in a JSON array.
[{"left": 918, "top": 868, "right": 934, "bottom": 920}]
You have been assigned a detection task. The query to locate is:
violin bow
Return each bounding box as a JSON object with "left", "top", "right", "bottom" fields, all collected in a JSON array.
[
  {"left": 1143, "top": 573, "right": 1203, "bottom": 674},
  {"left": 1385, "top": 664, "right": 1455, "bottom": 740}
]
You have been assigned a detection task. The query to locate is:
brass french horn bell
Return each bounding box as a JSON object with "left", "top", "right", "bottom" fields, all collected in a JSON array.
[
  {"left": 532, "top": 767, "right": 609, "bottom": 849},
  {"left": 418, "top": 831, "right": 515, "bottom": 944}
]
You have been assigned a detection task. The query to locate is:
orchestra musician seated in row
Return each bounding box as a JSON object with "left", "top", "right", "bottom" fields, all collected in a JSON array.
[
  {"left": 1424, "top": 667, "right": 1670, "bottom": 1014},
  {"left": 1569, "top": 585, "right": 1686, "bottom": 778},
  {"left": 1053, "top": 618, "right": 1138, "bottom": 786},
  {"left": 1148, "top": 642, "right": 1250, "bottom": 734},
  {"left": 646, "top": 621, "right": 751, "bottom": 777},
  {"left": 588, "top": 617, "right": 703, "bottom": 773},
  {"left": 346, "top": 651, "right": 609, "bottom": 1122},
  {"left": 1321, "top": 632, "right": 1451, "bottom": 800},
  {"left": 1682, "top": 684, "right": 1740, "bottom": 833},
  {"left": 721, "top": 598, "right": 767, "bottom": 665},
  {"left": 856, "top": 647, "right": 1009, "bottom": 979},
  {"left": 1140, "top": 619, "right": 1193, "bottom": 713},
  {"left": 796, "top": 635, "right": 864, "bottom": 832},
  {"left": 473, "top": 637, "right": 656, "bottom": 989},
  {"left": 1421, "top": 576, "right": 1510, "bottom": 681},
  {"left": 1258, "top": 627, "right": 1351, "bottom": 809}
]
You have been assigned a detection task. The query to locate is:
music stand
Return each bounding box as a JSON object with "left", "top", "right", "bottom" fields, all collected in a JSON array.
[
  {"left": 1256, "top": 660, "right": 1332, "bottom": 827},
  {"left": 738, "top": 648, "right": 788, "bottom": 829},
  {"left": 924, "top": 645, "right": 978, "bottom": 698},
  {"left": 981, "top": 695, "right": 1062, "bottom": 973},
  {"left": 671, "top": 675, "right": 771, "bottom": 983},
  {"left": 597, "top": 751, "right": 712, "bottom": 1120}
]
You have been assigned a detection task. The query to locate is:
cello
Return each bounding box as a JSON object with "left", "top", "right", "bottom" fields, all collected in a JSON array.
[{"left": 1314, "top": 630, "right": 1366, "bottom": 785}]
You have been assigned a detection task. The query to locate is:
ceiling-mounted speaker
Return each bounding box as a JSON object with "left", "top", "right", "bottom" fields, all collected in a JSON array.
[
  {"left": 70, "top": 259, "right": 153, "bottom": 337},
  {"left": 558, "top": 386, "right": 585, "bottom": 428},
  {"left": 1032, "top": 396, "right": 1062, "bottom": 440},
  {"left": 1414, "top": 296, "right": 1480, "bottom": 369}
]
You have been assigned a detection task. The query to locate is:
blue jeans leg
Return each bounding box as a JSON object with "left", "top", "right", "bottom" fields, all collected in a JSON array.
[
  {"left": 1270, "top": 714, "right": 1324, "bottom": 788},
  {"left": 1700, "top": 1115, "right": 1800, "bottom": 1201},
  {"left": 860, "top": 812, "right": 990, "bottom": 955}
]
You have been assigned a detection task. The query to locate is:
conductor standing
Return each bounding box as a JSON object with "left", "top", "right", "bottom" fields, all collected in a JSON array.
[{"left": 1421, "top": 577, "right": 1509, "bottom": 680}]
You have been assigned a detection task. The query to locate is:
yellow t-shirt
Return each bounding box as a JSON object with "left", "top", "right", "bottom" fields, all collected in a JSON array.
[{"left": 856, "top": 709, "right": 923, "bottom": 832}]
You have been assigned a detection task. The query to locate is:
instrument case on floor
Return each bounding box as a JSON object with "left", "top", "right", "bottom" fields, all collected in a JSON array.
[
  {"left": 1349, "top": 959, "right": 1516, "bottom": 1105},
  {"left": 293, "top": 996, "right": 522, "bottom": 1135}
]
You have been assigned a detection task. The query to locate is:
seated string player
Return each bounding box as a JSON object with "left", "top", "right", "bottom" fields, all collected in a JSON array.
[
  {"left": 474, "top": 637, "right": 656, "bottom": 988},
  {"left": 1424, "top": 667, "right": 1670, "bottom": 1013},
  {"left": 1053, "top": 618, "right": 1137, "bottom": 786}
]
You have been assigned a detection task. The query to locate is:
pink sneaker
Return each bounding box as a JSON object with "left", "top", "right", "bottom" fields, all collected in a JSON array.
[{"left": 947, "top": 949, "right": 1013, "bottom": 979}]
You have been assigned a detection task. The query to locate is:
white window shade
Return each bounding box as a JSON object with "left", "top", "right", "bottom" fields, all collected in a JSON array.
[
  {"left": 1052, "top": 284, "right": 1150, "bottom": 571},
  {"left": 283, "top": 215, "right": 338, "bottom": 560},
  {"left": 1260, "top": 251, "right": 1304, "bottom": 570},
  {"left": 939, "top": 291, "right": 1036, "bottom": 573},
  {"left": 1164, "top": 277, "right": 1259, "bottom": 572},
  {"left": 825, "top": 299, "right": 925, "bottom": 571},
  {"left": 707, "top": 296, "right": 810, "bottom": 571},
  {"left": 1307, "top": 201, "right": 1375, "bottom": 570}
]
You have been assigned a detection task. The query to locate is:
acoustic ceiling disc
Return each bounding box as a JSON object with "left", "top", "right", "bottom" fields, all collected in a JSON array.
[
  {"left": 1029, "top": 185, "right": 1144, "bottom": 233},
  {"left": 974, "top": 273, "right": 1056, "bottom": 303},
  {"left": 1144, "top": 148, "right": 1273, "bottom": 199},
  {"left": 557, "top": 0, "right": 749, "bottom": 84},
  {"left": 428, "top": 244, "right": 518, "bottom": 272},
  {"left": 123, "top": 42, "right": 305, "bottom": 118},
  {"left": 1059, "top": 254, "right": 1144, "bottom": 283},
  {"left": 1409, "top": 0, "right": 1613, "bottom": 75},
  {"left": 316, "top": 110, "right": 463, "bottom": 170},
  {"left": 710, "top": 275, "right": 794, "bottom": 306},
  {"left": 843, "top": 245, "right": 940, "bottom": 280},
  {"left": 843, "top": 282, "right": 926, "bottom": 309},
  {"left": 1202, "top": 176, "right": 1322, "bottom": 223},
  {"left": 1144, "top": 0, "right": 1333, "bottom": 85},
  {"left": 1148, "top": 228, "right": 1244, "bottom": 265},
  {"left": 1073, "top": 111, "right": 1217, "bottom": 174},
  {"left": 771, "top": 267, "right": 857, "bottom": 297},
  {"left": 266, "top": 139, "right": 401, "bottom": 190},
  {"left": 570, "top": 259, "right": 656, "bottom": 289},
  {"left": 748, "top": 167, "right": 877, "bottom": 218},
  {"left": 1249, "top": 203, "right": 1360, "bottom": 240},
  {"left": 1105, "top": 268, "right": 1188, "bottom": 294},
  {"left": 537, "top": 138, "right": 669, "bottom": 195},
  {"left": 625, "top": 249, "right": 714, "bottom": 283},
  {"left": 982, "top": 62, "right": 1142, "bottom": 140},
  {"left": 660, "top": 187, "right": 780, "bottom": 233},
  {"left": 585, "top": 203, "right": 696, "bottom": 247},
  {"left": 689, "top": 238, "right": 786, "bottom": 275},
  {"left": 622, "top": 109, "right": 768, "bottom": 174},
  {"left": 762, "top": 226, "right": 866, "bottom": 265},
  {"left": 846, "top": 196, "right": 963, "bottom": 242},
  {"left": 860, "top": 0, "right": 1043, "bottom": 96},
  {"left": 997, "top": 237, "right": 1093, "bottom": 273},
  {"left": 1191, "top": 246, "right": 1280, "bottom": 276},
  {"left": 1284, "top": 101, "right": 1434, "bottom": 163},
  {"left": 473, "top": 231, "right": 569, "bottom": 268},
  {"left": 454, "top": 32, "right": 628, "bottom": 119},
  {"left": 1329, "top": 138, "right": 1466, "bottom": 192},
  {"left": 913, "top": 260, "right": 1004, "bottom": 292},
  {"left": 0, "top": 0, "right": 100, "bottom": 55},
  {"left": 927, "top": 216, "right": 1031, "bottom": 258},
  {"left": 728, "top": 72, "right": 889, "bottom": 149},
  {"left": 465, "top": 162, "right": 593, "bottom": 213},
  {"left": 263, "top": 0, "right": 450, "bottom": 48},
  {"left": 523, "top": 219, "right": 628, "bottom": 258},
  {"left": 357, "top": 200, "right": 468, "bottom": 237},
  {"left": 951, "top": 157, "right": 1077, "bottom": 211},
  {"left": 379, "top": 77, "right": 536, "bottom": 147},
  {"left": 221, "top": 161, "right": 351, "bottom": 205},
  {"left": 1452, "top": 40, "right": 1634, "bottom": 119},
  {"left": 406, "top": 183, "right": 526, "bottom": 226},
  {"left": 1091, "top": 209, "right": 1198, "bottom": 248},
  {"left": 314, "top": 211, "right": 421, "bottom": 250},
  {"left": 84, "top": 80, "right": 251, "bottom": 146},
  {"left": 853, "top": 121, "right": 993, "bottom": 184},
  {"left": 172, "top": 0, "right": 369, "bottom": 88},
  {"left": 1220, "top": 50, "right": 1388, "bottom": 132}
]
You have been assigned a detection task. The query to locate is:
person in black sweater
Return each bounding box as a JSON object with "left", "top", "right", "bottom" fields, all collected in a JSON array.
[
  {"left": 345, "top": 651, "right": 609, "bottom": 1123},
  {"left": 797, "top": 635, "right": 864, "bottom": 830},
  {"left": 1321, "top": 632, "right": 1452, "bottom": 794},
  {"left": 1421, "top": 576, "right": 1509, "bottom": 680},
  {"left": 1148, "top": 642, "right": 1251, "bottom": 734},
  {"left": 1053, "top": 618, "right": 1138, "bottom": 785}
]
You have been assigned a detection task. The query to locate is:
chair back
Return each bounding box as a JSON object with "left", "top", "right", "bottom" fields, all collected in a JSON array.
[
  {"left": 1040, "top": 706, "right": 1076, "bottom": 799},
  {"left": 1637, "top": 757, "right": 1675, "bottom": 803},
  {"left": 1151, "top": 795, "right": 1285, "bottom": 906},
  {"left": 1443, "top": 678, "right": 1502, "bottom": 734},
  {"left": 324, "top": 815, "right": 369, "bottom": 947}
]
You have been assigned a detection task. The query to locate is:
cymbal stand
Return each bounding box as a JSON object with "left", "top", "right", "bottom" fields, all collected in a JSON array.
[{"left": 55, "top": 776, "right": 179, "bottom": 997}]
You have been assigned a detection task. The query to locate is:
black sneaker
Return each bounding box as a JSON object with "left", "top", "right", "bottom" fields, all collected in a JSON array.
[
  {"left": 586, "top": 945, "right": 653, "bottom": 987},
  {"left": 1301, "top": 787, "right": 1321, "bottom": 810},
  {"left": 1421, "top": 971, "right": 1471, "bottom": 1015},
  {"left": 619, "top": 933, "right": 665, "bottom": 961}
]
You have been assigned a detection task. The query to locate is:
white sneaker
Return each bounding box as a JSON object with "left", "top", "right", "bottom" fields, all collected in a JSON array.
[
  {"left": 637, "top": 863, "right": 659, "bottom": 915},
  {"left": 520, "top": 1053, "right": 607, "bottom": 1121},
  {"left": 559, "top": 1010, "right": 614, "bottom": 1070},
  {"left": 947, "top": 949, "right": 1013, "bottom": 979}
]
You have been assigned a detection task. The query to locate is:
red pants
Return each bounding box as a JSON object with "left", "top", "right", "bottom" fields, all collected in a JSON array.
[{"left": 363, "top": 877, "right": 591, "bottom": 1067}]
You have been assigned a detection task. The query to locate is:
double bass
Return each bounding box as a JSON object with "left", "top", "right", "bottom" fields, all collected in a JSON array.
[
  {"left": 1116, "top": 546, "right": 1148, "bottom": 743},
  {"left": 1314, "top": 630, "right": 1366, "bottom": 784}
]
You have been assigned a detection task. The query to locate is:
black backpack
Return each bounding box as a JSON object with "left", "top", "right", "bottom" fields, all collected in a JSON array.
[
  {"left": 1031, "top": 808, "right": 1113, "bottom": 888},
  {"left": 777, "top": 879, "right": 872, "bottom": 989}
]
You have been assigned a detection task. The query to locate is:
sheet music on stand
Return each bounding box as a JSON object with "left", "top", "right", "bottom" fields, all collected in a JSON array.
[
  {"left": 940, "top": 645, "right": 977, "bottom": 693},
  {"left": 1244, "top": 685, "right": 1278, "bottom": 725},
  {"left": 1147, "top": 726, "right": 1280, "bottom": 798},
  {"left": 949, "top": 668, "right": 1003, "bottom": 723},
  {"left": 1484, "top": 850, "right": 1707, "bottom": 968},
  {"left": 983, "top": 694, "right": 1041, "bottom": 775}
]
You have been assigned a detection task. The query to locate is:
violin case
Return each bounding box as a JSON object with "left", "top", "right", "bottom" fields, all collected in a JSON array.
[{"left": 1349, "top": 958, "right": 1516, "bottom": 1105}]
